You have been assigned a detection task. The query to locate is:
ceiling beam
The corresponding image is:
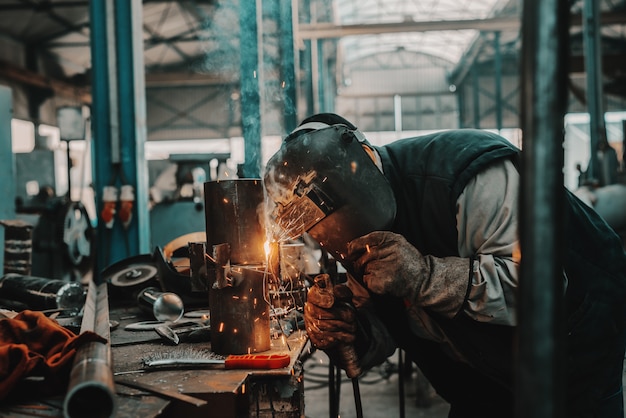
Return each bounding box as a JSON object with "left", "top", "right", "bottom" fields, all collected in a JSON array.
[
  {"left": 145, "top": 72, "right": 237, "bottom": 87},
  {"left": 297, "top": 12, "right": 626, "bottom": 40},
  {"left": 0, "top": 60, "right": 91, "bottom": 104}
]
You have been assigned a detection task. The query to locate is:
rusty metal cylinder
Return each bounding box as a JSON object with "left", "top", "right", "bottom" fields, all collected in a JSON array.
[
  {"left": 204, "top": 179, "right": 266, "bottom": 265},
  {"left": 204, "top": 179, "right": 270, "bottom": 354},
  {"left": 209, "top": 265, "right": 270, "bottom": 354}
]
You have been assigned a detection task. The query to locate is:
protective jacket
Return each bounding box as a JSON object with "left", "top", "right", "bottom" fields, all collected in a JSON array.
[{"left": 352, "top": 129, "right": 626, "bottom": 418}]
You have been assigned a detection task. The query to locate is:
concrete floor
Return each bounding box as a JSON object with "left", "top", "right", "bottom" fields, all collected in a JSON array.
[
  {"left": 301, "top": 349, "right": 626, "bottom": 418},
  {"left": 302, "top": 349, "right": 450, "bottom": 418}
]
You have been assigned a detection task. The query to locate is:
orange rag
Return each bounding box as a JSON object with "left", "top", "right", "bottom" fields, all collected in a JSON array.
[{"left": 0, "top": 310, "right": 106, "bottom": 401}]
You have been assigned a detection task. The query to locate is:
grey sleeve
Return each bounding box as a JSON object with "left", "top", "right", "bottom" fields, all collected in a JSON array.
[{"left": 456, "top": 158, "right": 520, "bottom": 326}]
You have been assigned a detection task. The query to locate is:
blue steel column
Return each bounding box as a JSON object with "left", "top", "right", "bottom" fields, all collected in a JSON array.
[
  {"left": 240, "top": 0, "right": 262, "bottom": 178},
  {"left": 0, "top": 86, "right": 16, "bottom": 274},
  {"left": 517, "top": 0, "right": 568, "bottom": 417},
  {"left": 90, "top": 0, "right": 149, "bottom": 278},
  {"left": 114, "top": 0, "right": 150, "bottom": 255},
  {"left": 279, "top": 0, "right": 297, "bottom": 133},
  {"left": 582, "top": 0, "right": 604, "bottom": 182}
]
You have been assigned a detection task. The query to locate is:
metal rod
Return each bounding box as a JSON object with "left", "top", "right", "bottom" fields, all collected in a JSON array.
[
  {"left": 582, "top": 0, "right": 605, "bottom": 183},
  {"left": 351, "top": 378, "right": 363, "bottom": 418},
  {"left": 63, "top": 280, "right": 116, "bottom": 418},
  {"left": 517, "top": 0, "right": 568, "bottom": 417}
]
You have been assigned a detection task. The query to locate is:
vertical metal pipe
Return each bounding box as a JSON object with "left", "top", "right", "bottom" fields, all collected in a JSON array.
[
  {"left": 582, "top": 0, "right": 605, "bottom": 182},
  {"left": 279, "top": 0, "right": 298, "bottom": 133},
  {"left": 457, "top": 86, "right": 466, "bottom": 128},
  {"left": 517, "top": 0, "right": 568, "bottom": 417},
  {"left": 90, "top": 0, "right": 112, "bottom": 275},
  {"left": 310, "top": 38, "right": 320, "bottom": 114},
  {"left": 394, "top": 94, "right": 403, "bottom": 136},
  {"left": 0, "top": 86, "right": 15, "bottom": 275},
  {"left": 240, "top": 0, "right": 262, "bottom": 178},
  {"left": 494, "top": 31, "right": 503, "bottom": 131},
  {"left": 472, "top": 67, "right": 481, "bottom": 128}
]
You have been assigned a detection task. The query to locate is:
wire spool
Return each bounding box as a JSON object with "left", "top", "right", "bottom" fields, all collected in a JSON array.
[{"left": 103, "top": 254, "right": 159, "bottom": 300}]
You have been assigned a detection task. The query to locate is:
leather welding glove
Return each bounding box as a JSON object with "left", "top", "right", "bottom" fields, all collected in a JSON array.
[
  {"left": 304, "top": 280, "right": 357, "bottom": 350},
  {"left": 348, "top": 231, "right": 471, "bottom": 318}
]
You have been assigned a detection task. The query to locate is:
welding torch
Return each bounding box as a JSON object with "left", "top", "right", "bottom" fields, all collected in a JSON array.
[{"left": 311, "top": 274, "right": 363, "bottom": 418}]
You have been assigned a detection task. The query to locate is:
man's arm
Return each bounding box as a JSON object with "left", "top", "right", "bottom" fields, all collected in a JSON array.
[{"left": 456, "top": 158, "right": 520, "bottom": 326}]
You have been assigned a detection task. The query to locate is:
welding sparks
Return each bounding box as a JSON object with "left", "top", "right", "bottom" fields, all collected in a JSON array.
[
  {"left": 219, "top": 322, "right": 224, "bottom": 332},
  {"left": 366, "top": 244, "right": 371, "bottom": 253}
]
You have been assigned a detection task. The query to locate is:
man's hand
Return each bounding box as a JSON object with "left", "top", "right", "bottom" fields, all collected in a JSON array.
[
  {"left": 304, "top": 277, "right": 356, "bottom": 350},
  {"left": 348, "top": 231, "right": 470, "bottom": 317},
  {"left": 348, "top": 231, "right": 426, "bottom": 299}
]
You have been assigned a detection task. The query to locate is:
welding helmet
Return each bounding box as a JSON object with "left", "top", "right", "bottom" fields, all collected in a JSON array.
[{"left": 263, "top": 114, "right": 397, "bottom": 265}]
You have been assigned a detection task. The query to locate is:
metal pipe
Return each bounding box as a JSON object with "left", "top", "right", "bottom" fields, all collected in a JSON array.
[
  {"left": 517, "top": 0, "right": 568, "bottom": 417},
  {"left": 582, "top": 0, "right": 605, "bottom": 182},
  {"left": 63, "top": 280, "right": 116, "bottom": 418}
]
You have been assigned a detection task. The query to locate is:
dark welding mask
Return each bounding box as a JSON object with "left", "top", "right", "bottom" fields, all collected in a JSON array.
[{"left": 263, "top": 123, "right": 397, "bottom": 265}]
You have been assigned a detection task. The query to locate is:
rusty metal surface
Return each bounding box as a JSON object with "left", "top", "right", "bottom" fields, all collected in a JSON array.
[
  {"left": 204, "top": 179, "right": 266, "bottom": 266},
  {"left": 209, "top": 265, "right": 271, "bottom": 355}
]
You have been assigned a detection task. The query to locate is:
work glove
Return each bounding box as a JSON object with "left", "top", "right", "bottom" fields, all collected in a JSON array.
[
  {"left": 347, "top": 231, "right": 471, "bottom": 317},
  {"left": 304, "top": 276, "right": 357, "bottom": 350}
]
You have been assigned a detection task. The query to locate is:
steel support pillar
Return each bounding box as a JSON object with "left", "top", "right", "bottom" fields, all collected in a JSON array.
[
  {"left": 279, "top": 0, "right": 298, "bottom": 133},
  {"left": 0, "top": 86, "right": 16, "bottom": 274},
  {"left": 517, "top": 0, "right": 568, "bottom": 417},
  {"left": 90, "top": 0, "right": 150, "bottom": 278},
  {"left": 582, "top": 0, "right": 605, "bottom": 182},
  {"left": 240, "top": 0, "right": 262, "bottom": 178}
]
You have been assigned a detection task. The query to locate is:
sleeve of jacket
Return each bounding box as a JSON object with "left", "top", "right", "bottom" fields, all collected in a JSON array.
[{"left": 455, "top": 158, "right": 520, "bottom": 326}]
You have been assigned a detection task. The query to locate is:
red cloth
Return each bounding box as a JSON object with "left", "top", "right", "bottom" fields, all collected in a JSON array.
[{"left": 0, "top": 310, "right": 106, "bottom": 401}]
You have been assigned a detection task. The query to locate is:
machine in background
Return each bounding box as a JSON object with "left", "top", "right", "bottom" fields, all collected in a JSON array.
[
  {"left": 14, "top": 138, "right": 94, "bottom": 282},
  {"left": 148, "top": 153, "right": 232, "bottom": 250}
]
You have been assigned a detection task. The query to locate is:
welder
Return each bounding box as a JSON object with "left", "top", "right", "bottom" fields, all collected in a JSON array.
[{"left": 263, "top": 113, "right": 626, "bottom": 418}]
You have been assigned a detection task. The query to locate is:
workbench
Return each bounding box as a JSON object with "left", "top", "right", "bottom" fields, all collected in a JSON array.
[{"left": 0, "top": 304, "right": 310, "bottom": 418}]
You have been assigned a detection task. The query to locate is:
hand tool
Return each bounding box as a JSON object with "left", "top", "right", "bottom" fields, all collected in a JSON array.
[
  {"left": 154, "top": 320, "right": 211, "bottom": 345},
  {"left": 142, "top": 348, "right": 291, "bottom": 370}
]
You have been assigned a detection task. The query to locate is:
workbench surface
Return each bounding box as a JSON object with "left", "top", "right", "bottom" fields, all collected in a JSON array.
[{"left": 0, "top": 304, "right": 309, "bottom": 418}]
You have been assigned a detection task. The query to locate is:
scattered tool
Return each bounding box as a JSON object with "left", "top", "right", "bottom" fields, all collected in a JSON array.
[
  {"left": 142, "top": 348, "right": 290, "bottom": 370},
  {"left": 154, "top": 320, "right": 211, "bottom": 345},
  {"left": 115, "top": 378, "right": 207, "bottom": 407}
]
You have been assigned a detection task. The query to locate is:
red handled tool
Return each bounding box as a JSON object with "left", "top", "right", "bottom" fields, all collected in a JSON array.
[
  {"left": 142, "top": 349, "right": 291, "bottom": 370},
  {"left": 223, "top": 354, "right": 291, "bottom": 369}
]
